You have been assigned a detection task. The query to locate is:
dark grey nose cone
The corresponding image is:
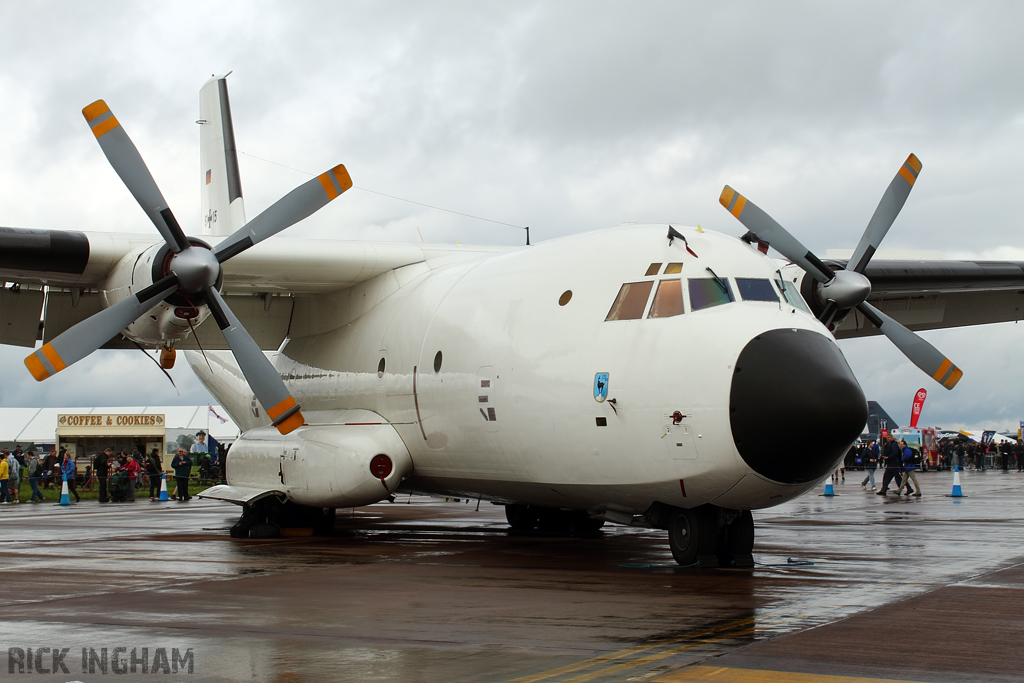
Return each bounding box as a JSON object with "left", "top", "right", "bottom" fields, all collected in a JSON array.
[{"left": 730, "top": 328, "right": 867, "bottom": 484}]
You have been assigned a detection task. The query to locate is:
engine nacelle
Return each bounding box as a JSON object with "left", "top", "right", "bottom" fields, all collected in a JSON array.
[
  {"left": 101, "top": 240, "right": 213, "bottom": 346},
  {"left": 225, "top": 412, "right": 413, "bottom": 508}
]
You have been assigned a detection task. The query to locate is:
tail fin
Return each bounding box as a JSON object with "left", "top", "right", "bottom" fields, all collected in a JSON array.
[{"left": 199, "top": 75, "right": 246, "bottom": 237}]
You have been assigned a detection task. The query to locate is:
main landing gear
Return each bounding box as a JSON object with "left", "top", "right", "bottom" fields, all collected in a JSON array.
[
  {"left": 230, "top": 498, "right": 336, "bottom": 539},
  {"left": 648, "top": 503, "right": 754, "bottom": 568}
]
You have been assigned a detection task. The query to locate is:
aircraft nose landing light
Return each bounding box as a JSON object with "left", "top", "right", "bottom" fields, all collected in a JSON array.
[{"left": 729, "top": 329, "right": 867, "bottom": 485}]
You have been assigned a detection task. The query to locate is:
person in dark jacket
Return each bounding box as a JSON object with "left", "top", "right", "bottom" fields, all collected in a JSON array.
[
  {"left": 94, "top": 447, "right": 111, "bottom": 502},
  {"left": 25, "top": 451, "right": 44, "bottom": 503},
  {"left": 860, "top": 440, "right": 879, "bottom": 490},
  {"left": 894, "top": 439, "right": 922, "bottom": 497},
  {"left": 171, "top": 448, "right": 192, "bottom": 502},
  {"left": 146, "top": 448, "right": 163, "bottom": 500},
  {"left": 877, "top": 435, "right": 913, "bottom": 495}
]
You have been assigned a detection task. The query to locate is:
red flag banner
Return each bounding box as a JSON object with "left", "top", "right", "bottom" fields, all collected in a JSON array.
[{"left": 910, "top": 388, "right": 927, "bottom": 428}]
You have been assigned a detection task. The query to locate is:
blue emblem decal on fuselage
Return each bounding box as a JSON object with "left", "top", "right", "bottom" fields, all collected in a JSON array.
[{"left": 594, "top": 372, "right": 609, "bottom": 403}]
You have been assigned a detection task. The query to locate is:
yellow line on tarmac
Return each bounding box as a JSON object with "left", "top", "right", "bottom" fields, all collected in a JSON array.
[
  {"left": 501, "top": 618, "right": 754, "bottom": 683},
  {"left": 558, "top": 627, "right": 755, "bottom": 683},
  {"left": 654, "top": 665, "right": 932, "bottom": 683}
]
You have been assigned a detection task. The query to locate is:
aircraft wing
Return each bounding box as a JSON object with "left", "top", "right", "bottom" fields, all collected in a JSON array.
[
  {"left": 832, "top": 259, "right": 1024, "bottom": 339},
  {"left": 0, "top": 227, "right": 502, "bottom": 350}
]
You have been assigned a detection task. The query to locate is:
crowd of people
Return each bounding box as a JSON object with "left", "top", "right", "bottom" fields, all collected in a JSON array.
[
  {"left": 0, "top": 432, "right": 225, "bottom": 505},
  {"left": 846, "top": 436, "right": 1024, "bottom": 475}
]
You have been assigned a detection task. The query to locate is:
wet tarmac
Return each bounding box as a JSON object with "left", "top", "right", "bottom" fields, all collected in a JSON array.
[{"left": 1, "top": 469, "right": 1023, "bottom": 682}]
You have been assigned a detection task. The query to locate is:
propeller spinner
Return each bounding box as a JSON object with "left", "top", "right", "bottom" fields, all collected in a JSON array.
[
  {"left": 25, "top": 99, "right": 353, "bottom": 433},
  {"left": 719, "top": 154, "right": 963, "bottom": 390}
]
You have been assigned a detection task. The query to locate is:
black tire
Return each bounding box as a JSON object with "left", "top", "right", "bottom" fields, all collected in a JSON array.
[
  {"left": 505, "top": 504, "right": 537, "bottom": 531},
  {"left": 718, "top": 510, "right": 755, "bottom": 568},
  {"left": 668, "top": 508, "right": 700, "bottom": 566}
]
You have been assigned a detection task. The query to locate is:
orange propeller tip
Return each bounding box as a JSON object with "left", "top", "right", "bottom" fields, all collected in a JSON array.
[
  {"left": 905, "top": 153, "right": 922, "bottom": 173},
  {"left": 82, "top": 100, "right": 110, "bottom": 121},
  {"left": 719, "top": 186, "right": 735, "bottom": 207},
  {"left": 331, "top": 164, "right": 353, "bottom": 192},
  {"left": 275, "top": 411, "right": 305, "bottom": 435}
]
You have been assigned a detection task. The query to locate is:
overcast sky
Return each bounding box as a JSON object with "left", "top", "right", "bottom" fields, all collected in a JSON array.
[{"left": 1, "top": 1, "right": 1022, "bottom": 432}]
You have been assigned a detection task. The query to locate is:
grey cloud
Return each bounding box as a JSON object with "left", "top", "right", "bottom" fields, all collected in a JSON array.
[{"left": 1, "top": 1, "right": 1022, "bottom": 425}]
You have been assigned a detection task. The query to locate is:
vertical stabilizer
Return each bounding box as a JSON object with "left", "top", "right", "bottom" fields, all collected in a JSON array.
[{"left": 199, "top": 75, "right": 246, "bottom": 237}]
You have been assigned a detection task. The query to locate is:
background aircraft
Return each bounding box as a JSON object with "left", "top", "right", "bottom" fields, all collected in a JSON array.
[{"left": 2, "top": 76, "right": 1023, "bottom": 567}]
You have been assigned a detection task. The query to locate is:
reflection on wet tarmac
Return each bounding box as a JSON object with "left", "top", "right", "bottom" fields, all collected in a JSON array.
[{"left": 0, "top": 470, "right": 1023, "bottom": 681}]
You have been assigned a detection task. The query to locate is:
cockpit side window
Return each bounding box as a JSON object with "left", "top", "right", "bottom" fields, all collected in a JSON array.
[
  {"left": 688, "top": 278, "right": 734, "bottom": 311},
  {"left": 776, "top": 276, "right": 811, "bottom": 312},
  {"left": 605, "top": 281, "right": 655, "bottom": 321},
  {"left": 648, "top": 279, "right": 684, "bottom": 318},
  {"left": 736, "top": 278, "right": 779, "bottom": 302}
]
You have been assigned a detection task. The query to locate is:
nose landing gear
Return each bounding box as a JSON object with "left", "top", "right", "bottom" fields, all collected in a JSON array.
[{"left": 650, "top": 503, "right": 754, "bottom": 568}]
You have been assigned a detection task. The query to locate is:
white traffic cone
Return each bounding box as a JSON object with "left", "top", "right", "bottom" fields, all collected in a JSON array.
[
  {"left": 58, "top": 474, "right": 71, "bottom": 505},
  {"left": 946, "top": 465, "right": 967, "bottom": 498},
  {"left": 820, "top": 474, "right": 837, "bottom": 496},
  {"left": 158, "top": 473, "right": 169, "bottom": 502}
]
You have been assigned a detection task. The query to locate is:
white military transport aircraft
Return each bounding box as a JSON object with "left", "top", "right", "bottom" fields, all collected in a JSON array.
[{"left": 2, "top": 76, "right": 1022, "bottom": 567}]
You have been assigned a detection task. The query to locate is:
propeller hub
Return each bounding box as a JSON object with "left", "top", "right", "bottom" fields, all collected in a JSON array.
[
  {"left": 169, "top": 246, "right": 220, "bottom": 293},
  {"left": 818, "top": 269, "right": 871, "bottom": 309}
]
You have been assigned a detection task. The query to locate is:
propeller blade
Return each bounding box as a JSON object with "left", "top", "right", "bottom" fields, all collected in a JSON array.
[
  {"left": 857, "top": 301, "right": 963, "bottom": 390},
  {"left": 203, "top": 287, "right": 304, "bottom": 434},
  {"left": 83, "top": 100, "right": 191, "bottom": 252},
  {"left": 847, "top": 154, "right": 921, "bottom": 273},
  {"left": 719, "top": 186, "right": 834, "bottom": 283},
  {"left": 25, "top": 275, "right": 179, "bottom": 381},
  {"left": 214, "top": 164, "right": 352, "bottom": 262}
]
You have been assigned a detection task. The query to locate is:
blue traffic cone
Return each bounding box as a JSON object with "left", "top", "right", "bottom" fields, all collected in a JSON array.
[
  {"left": 158, "top": 473, "right": 169, "bottom": 502},
  {"left": 58, "top": 474, "right": 71, "bottom": 505},
  {"left": 820, "top": 474, "right": 837, "bottom": 496},
  {"left": 946, "top": 465, "right": 967, "bottom": 498}
]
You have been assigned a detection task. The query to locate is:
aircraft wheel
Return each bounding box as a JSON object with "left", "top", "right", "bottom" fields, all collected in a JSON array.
[
  {"left": 717, "top": 510, "right": 755, "bottom": 568},
  {"left": 230, "top": 505, "right": 257, "bottom": 538},
  {"left": 667, "top": 508, "right": 700, "bottom": 566},
  {"left": 570, "top": 511, "right": 605, "bottom": 537},
  {"left": 505, "top": 504, "right": 538, "bottom": 531},
  {"left": 668, "top": 506, "right": 720, "bottom": 567}
]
